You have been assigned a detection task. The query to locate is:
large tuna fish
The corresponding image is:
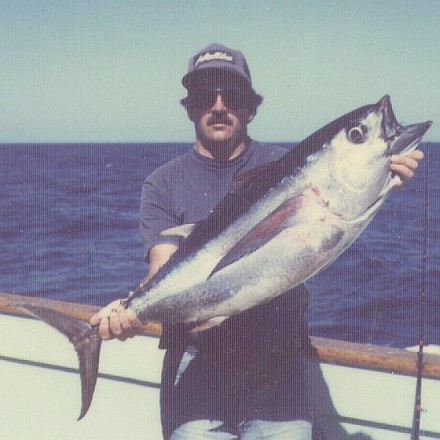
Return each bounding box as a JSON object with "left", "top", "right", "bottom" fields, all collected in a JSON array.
[{"left": 20, "top": 95, "right": 431, "bottom": 419}]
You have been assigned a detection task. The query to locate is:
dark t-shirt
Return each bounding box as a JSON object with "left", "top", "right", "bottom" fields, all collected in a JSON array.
[
  {"left": 140, "top": 140, "right": 310, "bottom": 437},
  {"left": 140, "top": 140, "right": 288, "bottom": 260}
]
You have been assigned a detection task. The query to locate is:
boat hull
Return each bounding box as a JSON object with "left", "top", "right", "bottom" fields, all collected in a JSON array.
[{"left": 1, "top": 293, "right": 439, "bottom": 439}]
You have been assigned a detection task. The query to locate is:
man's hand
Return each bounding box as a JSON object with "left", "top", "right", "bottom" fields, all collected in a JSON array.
[
  {"left": 90, "top": 243, "right": 178, "bottom": 341},
  {"left": 89, "top": 299, "right": 143, "bottom": 340},
  {"left": 390, "top": 149, "right": 424, "bottom": 184}
]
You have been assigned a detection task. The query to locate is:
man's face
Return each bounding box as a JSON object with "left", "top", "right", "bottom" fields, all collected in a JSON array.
[{"left": 186, "top": 77, "right": 253, "bottom": 160}]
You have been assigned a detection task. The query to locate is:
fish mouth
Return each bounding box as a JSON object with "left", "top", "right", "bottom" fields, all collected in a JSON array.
[{"left": 377, "top": 95, "right": 432, "bottom": 156}]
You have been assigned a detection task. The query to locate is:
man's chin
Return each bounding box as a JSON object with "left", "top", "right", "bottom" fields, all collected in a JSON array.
[{"left": 206, "top": 126, "right": 233, "bottom": 140}]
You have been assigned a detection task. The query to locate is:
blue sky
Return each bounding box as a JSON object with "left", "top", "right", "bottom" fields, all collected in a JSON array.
[{"left": 1, "top": 0, "right": 439, "bottom": 142}]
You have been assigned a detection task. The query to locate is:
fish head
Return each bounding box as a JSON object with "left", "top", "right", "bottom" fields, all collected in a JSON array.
[{"left": 321, "top": 95, "right": 432, "bottom": 219}]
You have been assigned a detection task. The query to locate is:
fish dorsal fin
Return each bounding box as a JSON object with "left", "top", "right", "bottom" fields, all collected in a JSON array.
[{"left": 232, "top": 161, "right": 278, "bottom": 191}]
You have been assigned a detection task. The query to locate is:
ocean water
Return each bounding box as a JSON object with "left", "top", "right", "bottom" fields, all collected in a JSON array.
[{"left": 1, "top": 142, "right": 439, "bottom": 348}]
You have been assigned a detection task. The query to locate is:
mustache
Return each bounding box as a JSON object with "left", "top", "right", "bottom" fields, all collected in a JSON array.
[{"left": 207, "top": 115, "right": 233, "bottom": 126}]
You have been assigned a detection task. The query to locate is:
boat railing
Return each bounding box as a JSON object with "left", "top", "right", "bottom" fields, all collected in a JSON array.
[{"left": 1, "top": 291, "right": 439, "bottom": 378}]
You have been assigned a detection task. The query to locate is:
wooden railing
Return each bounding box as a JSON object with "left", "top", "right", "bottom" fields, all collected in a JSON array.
[{"left": 1, "top": 292, "right": 439, "bottom": 378}]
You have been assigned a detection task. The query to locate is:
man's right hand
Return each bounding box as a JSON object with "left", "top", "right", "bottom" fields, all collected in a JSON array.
[
  {"left": 89, "top": 300, "right": 142, "bottom": 340},
  {"left": 90, "top": 242, "right": 177, "bottom": 341}
]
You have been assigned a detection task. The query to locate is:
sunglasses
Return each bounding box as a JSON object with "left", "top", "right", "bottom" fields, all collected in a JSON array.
[{"left": 186, "top": 88, "right": 250, "bottom": 110}]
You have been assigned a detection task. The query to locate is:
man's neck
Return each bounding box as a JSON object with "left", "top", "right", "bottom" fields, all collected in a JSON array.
[{"left": 195, "top": 138, "right": 248, "bottom": 161}]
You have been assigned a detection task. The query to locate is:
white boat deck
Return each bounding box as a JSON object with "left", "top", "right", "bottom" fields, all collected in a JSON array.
[
  {"left": 1, "top": 314, "right": 164, "bottom": 439},
  {"left": 1, "top": 298, "right": 439, "bottom": 439}
]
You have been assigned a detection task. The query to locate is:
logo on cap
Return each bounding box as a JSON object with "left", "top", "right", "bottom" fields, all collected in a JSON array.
[{"left": 195, "top": 51, "right": 234, "bottom": 67}]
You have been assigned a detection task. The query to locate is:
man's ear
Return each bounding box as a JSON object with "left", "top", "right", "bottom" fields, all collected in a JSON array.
[{"left": 181, "top": 97, "right": 197, "bottom": 122}]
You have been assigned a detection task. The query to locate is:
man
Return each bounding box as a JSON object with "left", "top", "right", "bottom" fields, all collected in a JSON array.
[{"left": 91, "top": 44, "right": 423, "bottom": 439}]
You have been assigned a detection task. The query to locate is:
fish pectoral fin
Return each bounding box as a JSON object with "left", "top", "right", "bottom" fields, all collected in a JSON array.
[
  {"left": 190, "top": 316, "right": 229, "bottom": 332},
  {"left": 209, "top": 195, "right": 304, "bottom": 277},
  {"left": 160, "top": 223, "right": 196, "bottom": 238},
  {"left": 16, "top": 304, "right": 101, "bottom": 420}
]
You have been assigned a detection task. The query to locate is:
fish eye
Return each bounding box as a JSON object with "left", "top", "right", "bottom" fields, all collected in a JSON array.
[{"left": 347, "top": 125, "right": 368, "bottom": 144}]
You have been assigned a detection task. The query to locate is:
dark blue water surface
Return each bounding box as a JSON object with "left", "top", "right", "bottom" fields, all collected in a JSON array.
[{"left": 1, "top": 143, "right": 439, "bottom": 348}]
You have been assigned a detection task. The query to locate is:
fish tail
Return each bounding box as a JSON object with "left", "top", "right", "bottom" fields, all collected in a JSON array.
[{"left": 17, "top": 304, "right": 101, "bottom": 420}]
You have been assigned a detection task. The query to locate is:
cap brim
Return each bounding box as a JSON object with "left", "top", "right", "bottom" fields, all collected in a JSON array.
[{"left": 182, "top": 66, "right": 250, "bottom": 88}]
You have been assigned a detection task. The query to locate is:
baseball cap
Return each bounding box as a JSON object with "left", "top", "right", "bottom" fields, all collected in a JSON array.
[{"left": 182, "top": 43, "right": 252, "bottom": 89}]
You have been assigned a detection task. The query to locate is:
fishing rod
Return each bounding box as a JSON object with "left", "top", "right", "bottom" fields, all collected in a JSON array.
[{"left": 411, "top": 147, "right": 429, "bottom": 440}]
